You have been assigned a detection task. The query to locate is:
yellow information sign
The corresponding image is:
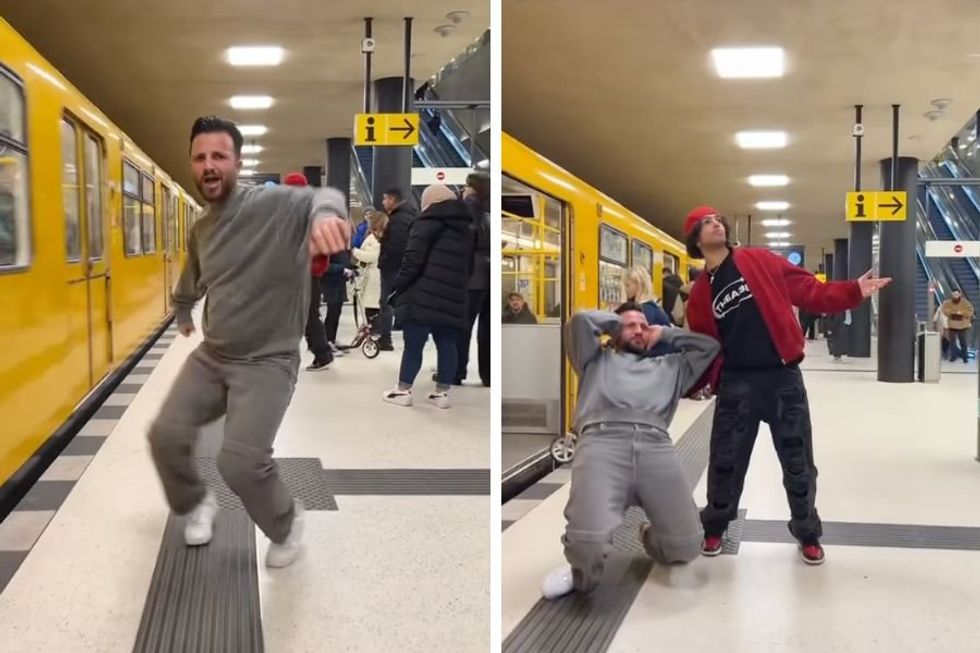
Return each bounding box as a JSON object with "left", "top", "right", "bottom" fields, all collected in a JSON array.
[
  {"left": 354, "top": 113, "right": 419, "bottom": 146},
  {"left": 845, "top": 191, "right": 907, "bottom": 222},
  {"left": 815, "top": 273, "right": 827, "bottom": 283}
]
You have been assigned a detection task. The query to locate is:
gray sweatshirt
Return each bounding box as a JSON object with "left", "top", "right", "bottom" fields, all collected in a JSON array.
[
  {"left": 173, "top": 183, "right": 348, "bottom": 360},
  {"left": 566, "top": 311, "right": 721, "bottom": 433}
]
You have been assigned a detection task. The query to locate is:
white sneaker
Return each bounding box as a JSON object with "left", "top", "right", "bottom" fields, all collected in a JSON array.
[
  {"left": 426, "top": 391, "right": 450, "bottom": 409},
  {"left": 266, "top": 501, "right": 305, "bottom": 568},
  {"left": 382, "top": 387, "right": 412, "bottom": 406},
  {"left": 541, "top": 564, "right": 575, "bottom": 600},
  {"left": 184, "top": 490, "right": 218, "bottom": 546}
]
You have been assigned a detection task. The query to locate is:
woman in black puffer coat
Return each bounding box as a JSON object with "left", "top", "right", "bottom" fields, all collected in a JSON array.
[{"left": 382, "top": 185, "right": 474, "bottom": 409}]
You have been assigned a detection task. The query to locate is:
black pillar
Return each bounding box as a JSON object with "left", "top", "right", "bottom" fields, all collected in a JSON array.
[
  {"left": 833, "top": 238, "right": 849, "bottom": 281},
  {"left": 877, "top": 156, "right": 919, "bottom": 383},
  {"left": 302, "top": 166, "right": 322, "bottom": 188},
  {"left": 371, "top": 76, "right": 414, "bottom": 210},
  {"left": 326, "top": 137, "right": 351, "bottom": 206},
  {"left": 847, "top": 222, "right": 873, "bottom": 356},
  {"left": 823, "top": 253, "right": 833, "bottom": 278}
]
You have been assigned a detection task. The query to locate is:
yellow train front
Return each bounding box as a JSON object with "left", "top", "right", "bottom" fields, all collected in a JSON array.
[
  {"left": 500, "top": 131, "right": 701, "bottom": 493},
  {"left": 0, "top": 17, "right": 201, "bottom": 511}
]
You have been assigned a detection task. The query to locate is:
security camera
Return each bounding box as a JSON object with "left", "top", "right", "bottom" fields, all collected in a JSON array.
[
  {"left": 361, "top": 38, "right": 376, "bottom": 53},
  {"left": 852, "top": 123, "right": 865, "bottom": 137}
]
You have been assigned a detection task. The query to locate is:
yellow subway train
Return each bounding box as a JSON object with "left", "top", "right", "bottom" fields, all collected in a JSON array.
[
  {"left": 501, "top": 131, "right": 700, "bottom": 481},
  {"left": 0, "top": 18, "right": 202, "bottom": 506}
]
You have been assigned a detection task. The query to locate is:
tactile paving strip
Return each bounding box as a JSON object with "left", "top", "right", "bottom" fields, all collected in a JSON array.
[
  {"left": 133, "top": 511, "right": 263, "bottom": 653},
  {"left": 503, "top": 405, "right": 716, "bottom": 653},
  {"left": 322, "top": 468, "right": 490, "bottom": 495},
  {"left": 740, "top": 519, "right": 980, "bottom": 551},
  {"left": 195, "top": 458, "right": 338, "bottom": 511}
]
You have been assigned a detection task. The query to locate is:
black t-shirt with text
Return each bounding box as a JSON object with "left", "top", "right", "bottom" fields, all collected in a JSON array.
[{"left": 710, "top": 254, "right": 784, "bottom": 371}]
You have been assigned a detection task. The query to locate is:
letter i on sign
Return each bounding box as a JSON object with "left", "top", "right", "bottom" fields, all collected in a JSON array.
[
  {"left": 365, "top": 116, "right": 377, "bottom": 142},
  {"left": 855, "top": 193, "right": 866, "bottom": 218}
]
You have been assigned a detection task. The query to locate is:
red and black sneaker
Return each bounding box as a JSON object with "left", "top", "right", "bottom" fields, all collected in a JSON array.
[
  {"left": 701, "top": 535, "right": 724, "bottom": 557},
  {"left": 799, "top": 540, "right": 826, "bottom": 565}
]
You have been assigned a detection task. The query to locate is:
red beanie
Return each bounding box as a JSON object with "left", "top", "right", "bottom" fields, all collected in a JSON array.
[
  {"left": 684, "top": 206, "right": 721, "bottom": 235},
  {"left": 284, "top": 172, "right": 307, "bottom": 186}
]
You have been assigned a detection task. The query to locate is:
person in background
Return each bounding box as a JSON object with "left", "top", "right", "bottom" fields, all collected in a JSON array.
[
  {"left": 352, "top": 211, "right": 387, "bottom": 331},
  {"left": 377, "top": 187, "right": 417, "bottom": 351},
  {"left": 622, "top": 266, "right": 674, "bottom": 356},
  {"left": 825, "top": 309, "right": 851, "bottom": 363},
  {"left": 284, "top": 172, "right": 333, "bottom": 372},
  {"left": 383, "top": 185, "right": 474, "bottom": 409},
  {"left": 320, "top": 249, "right": 352, "bottom": 355},
  {"left": 351, "top": 212, "right": 371, "bottom": 249},
  {"left": 662, "top": 273, "right": 684, "bottom": 326},
  {"left": 148, "top": 116, "right": 350, "bottom": 569},
  {"left": 682, "top": 205, "right": 889, "bottom": 566},
  {"left": 454, "top": 171, "right": 491, "bottom": 387},
  {"left": 941, "top": 288, "right": 974, "bottom": 363},
  {"left": 503, "top": 292, "right": 537, "bottom": 324},
  {"left": 933, "top": 294, "right": 949, "bottom": 358}
]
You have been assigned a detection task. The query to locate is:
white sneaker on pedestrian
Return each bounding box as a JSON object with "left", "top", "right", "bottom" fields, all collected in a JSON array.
[
  {"left": 426, "top": 391, "right": 450, "bottom": 409},
  {"left": 541, "top": 564, "right": 575, "bottom": 600},
  {"left": 184, "top": 490, "right": 218, "bottom": 546},
  {"left": 266, "top": 501, "right": 305, "bottom": 569},
  {"left": 382, "top": 387, "right": 412, "bottom": 406}
]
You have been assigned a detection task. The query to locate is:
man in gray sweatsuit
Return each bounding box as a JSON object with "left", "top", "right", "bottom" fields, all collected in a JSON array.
[
  {"left": 547, "top": 301, "right": 720, "bottom": 596},
  {"left": 148, "top": 116, "right": 350, "bottom": 569}
]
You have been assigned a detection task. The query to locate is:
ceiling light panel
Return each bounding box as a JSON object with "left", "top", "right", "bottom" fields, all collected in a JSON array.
[
  {"left": 711, "top": 47, "right": 785, "bottom": 78},
  {"left": 241, "top": 159, "right": 260, "bottom": 167},
  {"left": 761, "top": 218, "right": 791, "bottom": 227},
  {"left": 737, "top": 131, "right": 788, "bottom": 149},
  {"left": 241, "top": 144, "right": 263, "bottom": 154},
  {"left": 231, "top": 95, "right": 273, "bottom": 109},
  {"left": 749, "top": 174, "right": 789, "bottom": 187},
  {"left": 757, "top": 201, "right": 790, "bottom": 210},
  {"left": 238, "top": 125, "right": 267, "bottom": 136},
  {"left": 766, "top": 231, "right": 791, "bottom": 239},
  {"left": 227, "top": 46, "right": 284, "bottom": 66}
]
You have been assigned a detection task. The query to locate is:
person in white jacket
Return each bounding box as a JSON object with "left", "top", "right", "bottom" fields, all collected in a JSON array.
[{"left": 352, "top": 211, "right": 387, "bottom": 330}]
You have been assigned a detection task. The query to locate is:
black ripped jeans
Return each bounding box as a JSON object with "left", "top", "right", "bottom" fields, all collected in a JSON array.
[{"left": 701, "top": 365, "right": 822, "bottom": 543}]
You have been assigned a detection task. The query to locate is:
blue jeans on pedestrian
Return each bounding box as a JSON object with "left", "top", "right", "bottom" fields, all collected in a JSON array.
[{"left": 399, "top": 324, "right": 459, "bottom": 391}]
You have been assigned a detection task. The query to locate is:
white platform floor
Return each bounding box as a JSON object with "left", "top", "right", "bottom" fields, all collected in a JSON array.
[
  {"left": 0, "top": 310, "right": 490, "bottom": 652},
  {"left": 503, "top": 340, "right": 980, "bottom": 652}
]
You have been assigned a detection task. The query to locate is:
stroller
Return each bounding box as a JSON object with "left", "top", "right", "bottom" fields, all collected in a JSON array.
[{"left": 336, "top": 266, "right": 381, "bottom": 359}]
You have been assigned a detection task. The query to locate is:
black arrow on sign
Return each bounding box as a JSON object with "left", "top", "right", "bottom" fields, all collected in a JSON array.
[
  {"left": 390, "top": 117, "right": 416, "bottom": 140},
  {"left": 879, "top": 195, "right": 904, "bottom": 215}
]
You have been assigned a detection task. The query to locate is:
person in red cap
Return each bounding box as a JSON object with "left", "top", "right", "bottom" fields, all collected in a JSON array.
[
  {"left": 682, "top": 206, "right": 890, "bottom": 565},
  {"left": 285, "top": 172, "right": 333, "bottom": 370}
]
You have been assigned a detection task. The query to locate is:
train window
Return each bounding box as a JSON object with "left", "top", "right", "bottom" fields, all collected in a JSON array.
[
  {"left": 599, "top": 225, "right": 629, "bottom": 311},
  {"left": 141, "top": 175, "right": 156, "bottom": 254},
  {"left": 502, "top": 174, "right": 564, "bottom": 322},
  {"left": 0, "top": 69, "right": 29, "bottom": 269},
  {"left": 0, "top": 72, "right": 25, "bottom": 143},
  {"left": 84, "top": 134, "right": 104, "bottom": 260},
  {"left": 122, "top": 161, "right": 141, "bottom": 255},
  {"left": 631, "top": 240, "right": 653, "bottom": 276},
  {"left": 60, "top": 119, "right": 82, "bottom": 262},
  {"left": 664, "top": 251, "right": 679, "bottom": 276}
]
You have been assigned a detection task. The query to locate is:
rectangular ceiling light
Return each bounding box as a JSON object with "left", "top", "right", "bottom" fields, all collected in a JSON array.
[
  {"left": 241, "top": 159, "right": 260, "bottom": 167},
  {"left": 711, "top": 47, "right": 785, "bottom": 78},
  {"left": 238, "top": 125, "right": 267, "bottom": 136},
  {"left": 761, "top": 218, "right": 791, "bottom": 227},
  {"left": 227, "top": 46, "right": 284, "bottom": 66},
  {"left": 748, "top": 174, "right": 789, "bottom": 187},
  {"left": 770, "top": 241, "right": 791, "bottom": 248},
  {"left": 239, "top": 169, "right": 256, "bottom": 176},
  {"left": 765, "top": 231, "right": 791, "bottom": 239},
  {"left": 736, "top": 131, "right": 787, "bottom": 149},
  {"left": 241, "top": 144, "right": 264, "bottom": 154},
  {"left": 757, "top": 201, "right": 790, "bottom": 211},
  {"left": 231, "top": 95, "right": 274, "bottom": 110}
]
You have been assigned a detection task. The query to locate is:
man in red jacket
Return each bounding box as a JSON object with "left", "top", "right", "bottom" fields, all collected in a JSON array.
[{"left": 683, "top": 206, "right": 890, "bottom": 565}]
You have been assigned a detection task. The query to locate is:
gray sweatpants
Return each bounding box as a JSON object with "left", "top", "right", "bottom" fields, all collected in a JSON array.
[
  {"left": 562, "top": 422, "right": 703, "bottom": 592},
  {"left": 148, "top": 345, "right": 298, "bottom": 544}
]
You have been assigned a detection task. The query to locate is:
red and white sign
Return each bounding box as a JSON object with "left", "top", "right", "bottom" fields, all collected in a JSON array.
[
  {"left": 411, "top": 167, "right": 472, "bottom": 186},
  {"left": 924, "top": 240, "right": 980, "bottom": 258}
]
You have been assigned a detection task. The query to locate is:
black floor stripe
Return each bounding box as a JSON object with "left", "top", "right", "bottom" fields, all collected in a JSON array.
[
  {"left": 133, "top": 511, "right": 263, "bottom": 653},
  {"left": 323, "top": 469, "right": 490, "bottom": 495},
  {"left": 61, "top": 435, "right": 106, "bottom": 456},
  {"left": 740, "top": 519, "right": 980, "bottom": 551},
  {"left": 504, "top": 405, "right": 716, "bottom": 653},
  {"left": 0, "top": 551, "right": 28, "bottom": 594}
]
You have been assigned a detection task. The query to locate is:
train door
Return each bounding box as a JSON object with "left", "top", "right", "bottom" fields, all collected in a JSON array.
[
  {"left": 62, "top": 117, "right": 111, "bottom": 388},
  {"left": 162, "top": 187, "right": 179, "bottom": 310}
]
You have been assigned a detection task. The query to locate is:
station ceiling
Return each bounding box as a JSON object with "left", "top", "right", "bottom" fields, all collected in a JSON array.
[
  {"left": 1, "top": 0, "right": 489, "bottom": 195},
  {"left": 503, "top": 0, "right": 980, "bottom": 266}
]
